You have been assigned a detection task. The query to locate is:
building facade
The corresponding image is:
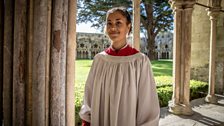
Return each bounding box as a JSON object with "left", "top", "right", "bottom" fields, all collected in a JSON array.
[
  {"left": 77, "top": 32, "right": 173, "bottom": 59},
  {"left": 76, "top": 32, "right": 110, "bottom": 59},
  {"left": 155, "top": 32, "right": 173, "bottom": 59}
]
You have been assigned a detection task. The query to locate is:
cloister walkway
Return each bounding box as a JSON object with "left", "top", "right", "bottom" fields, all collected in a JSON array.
[{"left": 159, "top": 96, "right": 224, "bottom": 126}]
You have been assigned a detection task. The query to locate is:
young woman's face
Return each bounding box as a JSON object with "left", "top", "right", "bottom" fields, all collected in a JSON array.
[{"left": 106, "top": 11, "right": 131, "bottom": 44}]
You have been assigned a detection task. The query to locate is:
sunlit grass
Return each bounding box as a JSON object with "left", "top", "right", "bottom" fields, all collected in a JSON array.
[
  {"left": 151, "top": 59, "right": 173, "bottom": 76},
  {"left": 75, "top": 59, "right": 92, "bottom": 109},
  {"left": 75, "top": 59, "right": 93, "bottom": 85}
]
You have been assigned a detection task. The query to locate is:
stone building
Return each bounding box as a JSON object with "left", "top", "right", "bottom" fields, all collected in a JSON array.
[
  {"left": 76, "top": 32, "right": 110, "bottom": 59},
  {"left": 155, "top": 32, "right": 173, "bottom": 59}
]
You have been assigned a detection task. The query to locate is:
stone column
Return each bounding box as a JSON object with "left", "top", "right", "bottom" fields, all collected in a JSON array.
[
  {"left": 0, "top": 0, "right": 3, "bottom": 125},
  {"left": 3, "top": 0, "right": 14, "bottom": 125},
  {"left": 169, "top": 0, "right": 195, "bottom": 115},
  {"left": 133, "top": 0, "right": 140, "bottom": 50},
  {"left": 66, "top": 0, "right": 76, "bottom": 125},
  {"left": 32, "top": 0, "right": 49, "bottom": 125},
  {"left": 205, "top": 0, "right": 221, "bottom": 104},
  {"left": 13, "top": 0, "right": 27, "bottom": 125},
  {"left": 50, "top": 0, "right": 64, "bottom": 125}
]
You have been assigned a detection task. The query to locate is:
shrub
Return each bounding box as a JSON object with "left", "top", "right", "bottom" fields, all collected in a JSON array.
[
  {"left": 75, "top": 82, "right": 85, "bottom": 126},
  {"left": 155, "top": 76, "right": 172, "bottom": 87},
  {"left": 190, "top": 80, "right": 208, "bottom": 100},
  {"left": 157, "top": 86, "right": 173, "bottom": 107},
  {"left": 156, "top": 79, "right": 208, "bottom": 107}
]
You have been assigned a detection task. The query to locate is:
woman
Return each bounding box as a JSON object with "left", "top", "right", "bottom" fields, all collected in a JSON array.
[{"left": 79, "top": 7, "right": 160, "bottom": 126}]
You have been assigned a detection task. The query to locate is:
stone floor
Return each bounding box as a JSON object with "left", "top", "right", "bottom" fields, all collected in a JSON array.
[{"left": 159, "top": 95, "right": 224, "bottom": 126}]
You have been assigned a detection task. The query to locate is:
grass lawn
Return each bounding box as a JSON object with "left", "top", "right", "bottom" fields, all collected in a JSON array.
[
  {"left": 75, "top": 59, "right": 93, "bottom": 85},
  {"left": 75, "top": 59, "right": 93, "bottom": 107},
  {"left": 151, "top": 59, "right": 172, "bottom": 76}
]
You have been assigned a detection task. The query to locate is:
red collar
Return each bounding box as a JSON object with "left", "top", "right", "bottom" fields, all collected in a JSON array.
[{"left": 105, "top": 44, "right": 139, "bottom": 56}]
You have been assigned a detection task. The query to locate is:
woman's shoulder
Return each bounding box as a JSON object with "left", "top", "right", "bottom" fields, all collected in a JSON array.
[
  {"left": 93, "top": 51, "right": 107, "bottom": 59},
  {"left": 93, "top": 51, "right": 149, "bottom": 63}
]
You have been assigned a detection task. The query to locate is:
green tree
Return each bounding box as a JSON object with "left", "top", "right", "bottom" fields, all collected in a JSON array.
[{"left": 77, "top": 0, "right": 173, "bottom": 60}]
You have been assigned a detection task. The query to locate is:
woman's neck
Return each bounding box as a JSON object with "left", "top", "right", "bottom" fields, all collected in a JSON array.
[{"left": 111, "top": 41, "right": 127, "bottom": 51}]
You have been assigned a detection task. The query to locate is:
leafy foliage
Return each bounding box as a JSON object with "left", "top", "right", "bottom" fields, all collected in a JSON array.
[
  {"left": 157, "top": 85, "right": 173, "bottom": 107},
  {"left": 140, "top": 0, "right": 173, "bottom": 33},
  {"left": 77, "top": 0, "right": 173, "bottom": 32},
  {"left": 190, "top": 80, "right": 208, "bottom": 100},
  {"left": 155, "top": 76, "right": 172, "bottom": 86},
  {"left": 77, "top": 0, "right": 131, "bottom": 31}
]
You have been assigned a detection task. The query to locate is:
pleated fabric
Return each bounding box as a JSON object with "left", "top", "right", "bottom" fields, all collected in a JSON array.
[{"left": 79, "top": 52, "right": 160, "bottom": 126}]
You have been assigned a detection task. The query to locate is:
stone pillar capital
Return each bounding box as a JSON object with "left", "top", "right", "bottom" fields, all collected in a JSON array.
[
  {"left": 207, "top": 7, "right": 221, "bottom": 20},
  {"left": 206, "top": 0, "right": 222, "bottom": 19},
  {"left": 169, "top": 0, "right": 196, "bottom": 8},
  {"left": 207, "top": 10, "right": 220, "bottom": 20},
  {"left": 169, "top": 0, "right": 195, "bottom": 13}
]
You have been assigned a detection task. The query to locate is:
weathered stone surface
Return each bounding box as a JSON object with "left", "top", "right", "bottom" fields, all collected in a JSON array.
[
  {"left": 13, "top": 0, "right": 27, "bottom": 125},
  {"left": 191, "top": 0, "right": 224, "bottom": 97},
  {"left": 191, "top": 0, "right": 210, "bottom": 67},
  {"left": 216, "top": 62, "right": 224, "bottom": 94},
  {"left": 2, "top": 0, "right": 14, "bottom": 125},
  {"left": 32, "top": 0, "right": 48, "bottom": 125},
  {"left": 191, "top": 64, "right": 209, "bottom": 82}
]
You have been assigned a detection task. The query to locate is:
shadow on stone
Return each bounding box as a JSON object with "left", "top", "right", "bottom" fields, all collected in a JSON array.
[
  {"left": 178, "top": 111, "right": 224, "bottom": 126},
  {"left": 159, "top": 96, "right": 224, "bottom": 126}
]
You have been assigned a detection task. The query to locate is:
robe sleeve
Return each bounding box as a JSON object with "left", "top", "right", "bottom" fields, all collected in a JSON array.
[
  {"left": 79, "top": 58, "right": 97, "bottom": 123},
  {"left": 136, "top": 55, "right": 160, "bottom": 126}
]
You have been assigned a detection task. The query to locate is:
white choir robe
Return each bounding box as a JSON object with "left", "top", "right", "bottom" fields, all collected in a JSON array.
[{"left": 79, "top": 51, "right": 160, "bottom": 126}]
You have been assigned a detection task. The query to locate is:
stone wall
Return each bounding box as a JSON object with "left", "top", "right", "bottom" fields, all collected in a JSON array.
[
  {"left": 216, "top": 0, "right": 224, "bottom": 93},
  {"left": 191, "top": 0, "right": 224, "bottom": 94}
]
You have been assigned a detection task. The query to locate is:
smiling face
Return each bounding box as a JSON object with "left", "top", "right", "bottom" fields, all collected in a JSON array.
[{"left": 106, "top": 10, "right": 131, "bottom": 49}]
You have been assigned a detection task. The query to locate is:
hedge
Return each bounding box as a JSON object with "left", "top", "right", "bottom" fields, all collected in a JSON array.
[{"left": 157, "top": 80, "right": 208, "bottom": 107}]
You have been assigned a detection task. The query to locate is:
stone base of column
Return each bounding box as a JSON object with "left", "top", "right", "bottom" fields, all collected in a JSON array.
[
  {"left": 205, "top": 94, "right": 217, "bottom": 104},
  {"left": 168, "top": 101, "right": 193, "bottom": 115}
]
